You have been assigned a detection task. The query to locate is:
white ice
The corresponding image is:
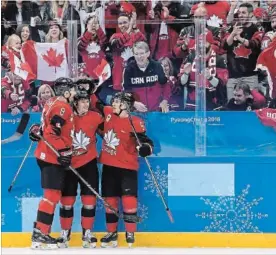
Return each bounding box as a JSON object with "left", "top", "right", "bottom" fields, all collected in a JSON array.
[{"left": 2, "top": 248, "right": 276, "bottom": 255}]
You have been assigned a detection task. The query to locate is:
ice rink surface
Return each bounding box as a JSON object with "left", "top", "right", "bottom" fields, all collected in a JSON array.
[{"left": 2, "top": 248, "right": 276, "bottom": 255}]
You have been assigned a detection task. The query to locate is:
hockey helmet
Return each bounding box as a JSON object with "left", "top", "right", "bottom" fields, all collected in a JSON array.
[
  {"left": 53, "top": 77, "right": 74, "bottom": 97},
  {"left": 75, "top": 78, "right": 97, "bottom": 95},
  {"left": 111, "top": 92, "right": 135, "bottom": 111},
  {"left": 73, "top": 87, "right": 90, "bottom": 102}
]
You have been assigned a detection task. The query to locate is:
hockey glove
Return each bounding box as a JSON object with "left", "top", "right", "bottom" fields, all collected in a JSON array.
[
  {"left": 57, "top": 148, "right": 73, "bottom": 167},
  {"left": 138, "top": 143, "right": 152, "bottom": 157},
  {"left": 29, "top": 124, "right": 41, "bottom": 142}
]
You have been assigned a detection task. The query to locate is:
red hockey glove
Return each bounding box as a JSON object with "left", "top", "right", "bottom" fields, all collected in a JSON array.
[
  {"left": 29, "top": 124, "right": 41, "bottom": 142},
  {"left": 57, "top": 148, "right": 73, "bottom": 167}
]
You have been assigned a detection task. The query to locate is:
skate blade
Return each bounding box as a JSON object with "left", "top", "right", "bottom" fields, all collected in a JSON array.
[
  {"left": 100, "top": 240, "right": 118, "bottom": 248},
  {"left": 57, "top": 241, "right": 69, "bottom": 248},
  {"left": 82, "top": 241, "right": 97, "bottom": 248},
  {"left": 31, "top": 242, "right": 58, "bottom": 250},
  {"left": 128, "top": 243, "right": 134, "bottom": 248}
]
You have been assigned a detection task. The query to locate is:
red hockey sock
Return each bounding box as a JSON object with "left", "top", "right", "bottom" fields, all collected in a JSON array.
[
  {"left": 81, "top": 195, "right": 96, "bottom": 230},
  {"left": 105, "top": 197, "right": 119, "bottom": 232},
  {"left": 60, "top": 196, "right": 76, "bottom": 230},
  {"left": 36, "top": 189, "right": 61, "bottom": 235},
  {"left": 122, "top": 195, "right": 137, "bottom": 232}
]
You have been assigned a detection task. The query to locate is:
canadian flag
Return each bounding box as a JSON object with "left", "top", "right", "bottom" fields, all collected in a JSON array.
[
  {"left": 9, "top": 52, "right": 36, "bottom": 82},
  {"left": 94, "top": 58, "right": 111, "bottom": 86},
  {"left": 21, "top": 39, "right": 68, "bottom": 82}
]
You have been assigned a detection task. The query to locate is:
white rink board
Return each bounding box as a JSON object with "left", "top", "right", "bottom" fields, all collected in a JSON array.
[{"left": 2, "top": 248, "right": 276, "bottom": 255}]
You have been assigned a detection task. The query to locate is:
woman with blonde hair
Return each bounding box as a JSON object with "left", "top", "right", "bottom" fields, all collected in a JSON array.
[
  {"left": 1, "top": 34, "right": 22, "bottom": 73},
  {"left": 32, "top": 84, "right": 55, "bottom": 112},
  {"left": 45, "top": 20, "right": 65, "bottom": 43}
]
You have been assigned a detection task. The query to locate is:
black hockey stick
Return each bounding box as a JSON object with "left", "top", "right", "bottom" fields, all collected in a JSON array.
[
  {"left": 39, "top": 135, "right": 142, "bottom": 224},
  {"left": 125, "top": 106, "right": 174, "bottom": 223},
  {"left": 1, "top": 113, "right": 30, "bottom": 145},
  {"left": 8, "top": 141, "right": 34, "bottom": 192}
]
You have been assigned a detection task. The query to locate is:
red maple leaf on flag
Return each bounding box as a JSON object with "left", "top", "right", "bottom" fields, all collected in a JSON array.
[
  {"left": 42, "top": 48, "right": 64, "bottom": 73},
  {"left": 233, "top": 44, "right": 252, "bottom": 59}
]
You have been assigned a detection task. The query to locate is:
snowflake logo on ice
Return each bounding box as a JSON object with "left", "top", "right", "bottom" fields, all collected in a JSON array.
[
  {"left": 144, "top": 165, "right": 168, "bottom": 197},
  {"left": 138, "top": 202, "right": 149, "bottom": 222},
  {"left": 96, "top": 198, "right": 104, "bottom": 212},
  {"left": 1, "top": 214, "right": 5, "bottom": 225},
  {"left": 15, "top": 188, "right": 37, "bottom": 213},
  {"left": 196, "top": 185, "right": 268, "bottom": 233},
  {"left": 104, "top": 129, "right": 120, "bottom": 150}
]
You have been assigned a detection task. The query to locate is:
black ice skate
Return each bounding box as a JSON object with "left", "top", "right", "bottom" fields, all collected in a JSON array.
[
  {"left": 31, "top": 224, "right": 58, "bottom": 250},
  {"left": 56, "top": 229, "right": 71, "bottom": 248},
  {"left": 126, "top": 232, "right": 135, "bottom": 248},
  {"left": 100, "top": 232, "right": 118, "bottom": 248},
  {"left": 82, "top": 229, "right": 97, "bottom": 248}
]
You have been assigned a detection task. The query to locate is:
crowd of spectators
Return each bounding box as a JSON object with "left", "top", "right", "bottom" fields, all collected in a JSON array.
[{"left": 1, "top": 0, "right": 276, "bottom": 114}]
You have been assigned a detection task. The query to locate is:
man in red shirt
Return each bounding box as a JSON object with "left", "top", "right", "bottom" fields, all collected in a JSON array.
[
  {"left": 56, "top": 88, "right": 103, "bottom": 248},
  {"left": 98, "top": 92, "right": 153, "bottom": 247},
  {"left": 28, "top": 77, "right": 75, "bottom": 249}
]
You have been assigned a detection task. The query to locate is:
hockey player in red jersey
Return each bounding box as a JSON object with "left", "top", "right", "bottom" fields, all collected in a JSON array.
[
  {"left": 56, "top": 88, "right": 103, "bottom": 249},
  {"left": 98, "top": 92, "right": 153, "bottom": 248},
  {"left": 28, "top": 77, "right": 75, "bottom": 249}
]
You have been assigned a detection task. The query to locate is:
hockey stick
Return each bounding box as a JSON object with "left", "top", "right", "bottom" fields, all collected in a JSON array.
[
  {"left": 125, "top": 106, "right": 174, "bottom": 223},
  {"left": 1, "top": 113, "right": 30, "bottom": 145},
  {"left": 8, "top": 141, "right": 34, "bottom": 192},
  {"left": 38, "top": 135, "right": 142, "bottom": 223}
]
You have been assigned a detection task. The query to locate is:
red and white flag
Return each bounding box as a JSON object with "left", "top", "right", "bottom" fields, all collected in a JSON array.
[
  {"left": 21, "top": 39, "right": 68, "bottom": 82},
  {"left": 9, "top": 52, "right": 36, "bottom": 82},
  {"left": 94, "top": 58, "right": 111, "bottom": 86}
]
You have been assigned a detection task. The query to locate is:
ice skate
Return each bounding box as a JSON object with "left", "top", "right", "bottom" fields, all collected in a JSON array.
[
  {"left": 100, "top": 232, "right": 118, "bottom": 248},
  {"left": 31, "top": 226, "right": 58, "bottom": 250},
  {"left": 126, "top": 232, "right": 135, "bottom": 248},
  {"left": 56, "top": 229, "right": 71, "bottom": 248},
  {"left": 82, "top": 229, "right": 97, "bottom": 248}
]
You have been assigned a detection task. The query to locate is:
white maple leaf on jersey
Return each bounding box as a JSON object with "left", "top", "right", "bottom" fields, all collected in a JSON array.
[
  {"left": 72, "top": 129, "right": 91, "bottom": 150},
  {"left": 121, "top": 47, "right": 133, "bottom": 62},
  {"left": 207, "top": 15, "right": 223, "bottom": 28},
  {"left": 104, "top": 129, "right": 120, "bottom": 150},
  {"left": 86, "top": 42, "right": 101, "bottom": 54}
]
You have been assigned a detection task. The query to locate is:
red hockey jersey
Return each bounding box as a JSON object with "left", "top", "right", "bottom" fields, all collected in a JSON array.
[
  {"left": 78, "top": 29, "right": 108, "bottom": 79},
  {"left": 99, "top": 106, "right": 145, "bottom": 171},
  {"left": 35, "top": 97, "right": 74, "bottom": 165},
  {"left": 71, "top": 110, "right": 103, "bottom": 168},
  {"left": 180, "top": 49, "right": 228, "bottom": 110}
]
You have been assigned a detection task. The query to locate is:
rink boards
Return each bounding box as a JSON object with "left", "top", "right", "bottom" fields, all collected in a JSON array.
[{"left": 2, "top": 112, "right": 276, "bottom": 247}]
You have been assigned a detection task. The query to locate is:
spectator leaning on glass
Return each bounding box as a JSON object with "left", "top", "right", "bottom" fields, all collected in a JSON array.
[
  {"left": 122, "top": 41, "right": 169, "bottom": 112},
  {"left": 226, "top": 83, "right": 266, "bottom": 111},
  {"left": 223, "top": 2, "right": 263, "bottom": 101}
]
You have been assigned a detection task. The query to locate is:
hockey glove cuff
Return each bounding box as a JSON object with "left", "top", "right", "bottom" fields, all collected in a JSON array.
[
  {"left": 57, "top": 148, "right": 72, "bottom": 167},
  {"left": 138, "top": 143, "right": 152, "bottom": 157},
  {"left": 29, "top": 124, "right": 41, "bottom": 142}
]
